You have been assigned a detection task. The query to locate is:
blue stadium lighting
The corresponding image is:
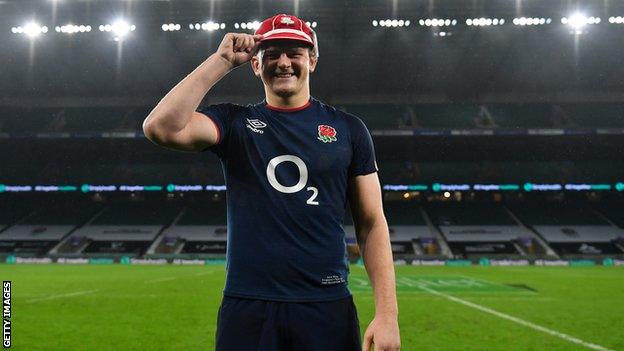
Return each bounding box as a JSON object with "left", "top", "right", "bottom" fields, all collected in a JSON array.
[
  {"left": 0, "top": 185, "right": 32, "bottom": 192},
  {"left": 523, "top": 183, "right": 562, "bottom": 191},
  {"left": 432, "top": 183, "right": 470, "bottom": 191},
  {"left": 382, "top": 184, "right": 428, "bottom": 191},
  {"left": 119, "top": 185, "right": 163, "bottom": 192},
  {"left": 473, "top": 184, "right": 520, "bottom": 191},
  {"left": 564, "top": 184, "right": 611, "bottom": 191},
  {"left": 80, "top": 184, "right": 117, "bottom": 193},
  {"left": 166, "top": 184, "right": 204, "bottom": 192},
  {"left": 205, "top": 185, "right": 227, "bottom": 191},
  {"left": 34, "top": 185, "right": 78, "bottom": 192}
]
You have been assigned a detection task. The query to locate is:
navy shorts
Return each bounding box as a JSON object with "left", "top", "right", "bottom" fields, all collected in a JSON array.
[{"left": 215, "top": 295, "right": 361, "bottom": 351}]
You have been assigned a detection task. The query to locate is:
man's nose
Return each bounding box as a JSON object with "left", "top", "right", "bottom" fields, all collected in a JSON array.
[{"left": 277, "top": 53, "right": 291, "bottom": 68}]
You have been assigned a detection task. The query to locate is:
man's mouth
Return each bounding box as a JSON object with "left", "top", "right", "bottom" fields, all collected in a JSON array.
[{"left": 274, "top": 73, "right": 295, "bottom": 78}]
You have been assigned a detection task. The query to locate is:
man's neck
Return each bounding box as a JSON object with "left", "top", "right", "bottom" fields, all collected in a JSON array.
[{"left": 265, "top": 90, "right": 311, "bottom": 110}]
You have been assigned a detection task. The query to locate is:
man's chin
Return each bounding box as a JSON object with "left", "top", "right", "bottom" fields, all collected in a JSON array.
[{"left": 271, "top": 86, "right": 297, "bottom": 97}]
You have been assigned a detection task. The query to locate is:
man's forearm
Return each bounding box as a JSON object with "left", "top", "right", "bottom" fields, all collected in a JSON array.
[
  {"left": 359, "top": 218, "right": 398, "bottom": 317},
  {"left": 143, "top": 53, "right": 233, "bottom": 133}
]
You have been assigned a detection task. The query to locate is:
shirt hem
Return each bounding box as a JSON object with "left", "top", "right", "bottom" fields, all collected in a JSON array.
[{"left": 223, "top": 289, "right": 352, "bottom": 303}]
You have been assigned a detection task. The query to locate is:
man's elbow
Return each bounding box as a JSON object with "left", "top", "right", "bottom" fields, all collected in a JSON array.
[
  {"left": 142, "top": 116, "right": 169, "bottom": 144},
  {"left": 142, "top": 119, "right": 156, "bottom": 140},
  {"left": 355, "top": 214, "right": 388, "bottom": 241},
  {"left": 359, "top": 213, "right": 387, "bottom": 231}
]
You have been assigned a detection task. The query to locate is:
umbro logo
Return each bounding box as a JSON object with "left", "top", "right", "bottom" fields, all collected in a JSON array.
[{"left": 246, "top": 118, "right": 267, "bottom": 134}]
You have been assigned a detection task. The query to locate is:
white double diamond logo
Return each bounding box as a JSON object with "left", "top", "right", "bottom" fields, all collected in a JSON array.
[{"left": 246, "top": 118, "right": 267, "bottom": 134}]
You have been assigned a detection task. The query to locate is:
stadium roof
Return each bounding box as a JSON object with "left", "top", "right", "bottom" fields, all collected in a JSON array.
[{"left": 2, "top": 0, "right": 624, "bottom": 106}]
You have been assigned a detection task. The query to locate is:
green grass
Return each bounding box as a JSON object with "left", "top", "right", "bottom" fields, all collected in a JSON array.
[{"left": 1, "top": 264, "right": 623, "bottom": 350}]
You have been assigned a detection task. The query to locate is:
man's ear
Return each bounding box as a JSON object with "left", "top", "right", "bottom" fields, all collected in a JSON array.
[
  {"left": 309, "top": 56, "right": 318, "bottom": 73},
  {"left": 251, "top": 55, "right": 262, "bottom": 77}
]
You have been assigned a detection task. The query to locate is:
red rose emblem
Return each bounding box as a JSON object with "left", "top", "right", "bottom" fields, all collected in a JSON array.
[
  {"left": 317, "top": 125, "right": 337, "bottom": 143},
  {"left": 319, "top": 125, "right": 336, "bottom": 137}
]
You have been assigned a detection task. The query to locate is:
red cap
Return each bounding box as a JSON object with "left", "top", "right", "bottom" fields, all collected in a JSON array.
[{"left": 255, "top": 14, "right": 317, "bottom": 51}]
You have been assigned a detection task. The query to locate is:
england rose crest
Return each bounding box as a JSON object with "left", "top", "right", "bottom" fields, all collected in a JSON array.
[{"left": 317, "top": 125, "right": 337, "bottom": 143}]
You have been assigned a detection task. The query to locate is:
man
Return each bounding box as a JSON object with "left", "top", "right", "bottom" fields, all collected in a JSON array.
[{"left": 143, "top": 14, "right": 400, "bottom": 351}]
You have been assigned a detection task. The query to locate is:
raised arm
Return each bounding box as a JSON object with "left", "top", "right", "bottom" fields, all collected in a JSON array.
[{"left": 142, "top": 33, "right": 263, "bottom": 152}]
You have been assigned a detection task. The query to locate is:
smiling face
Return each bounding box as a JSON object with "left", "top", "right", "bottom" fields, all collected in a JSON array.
[{"left": 251, "top": 40, "right": 318, "bottom": 99}]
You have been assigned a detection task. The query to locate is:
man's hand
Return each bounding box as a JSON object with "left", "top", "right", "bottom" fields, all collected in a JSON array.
[
  {"left": 216, "top": 33, "right": 264, "bottom": 69},
  {"left": 362, "top": 314, "right": 401, "bottom": 351}
]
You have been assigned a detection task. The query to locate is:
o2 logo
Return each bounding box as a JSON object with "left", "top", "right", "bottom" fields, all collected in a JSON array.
[{"left": 266, "top": 155, "right": 319, "bottom": 205}]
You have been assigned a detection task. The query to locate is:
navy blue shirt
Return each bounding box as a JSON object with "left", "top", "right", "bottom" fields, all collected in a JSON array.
[{"left": 198, "top": 97, "right": 377, "bottom": 302}]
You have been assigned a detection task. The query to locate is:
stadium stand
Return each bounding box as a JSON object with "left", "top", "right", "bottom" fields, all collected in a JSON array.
[
  {"left": 424, "top": 202, "right": 550, "bottom": 259},
  {"left": 52, "top": 201, "right": 182, "bottom": 257},
  {"left": 594, "top": 202, "right": 624, "bottom": 229},
  {"left": 3, "top": 103, "right": 624, "bottom": 134},
  {"left": 510, "top": 203, "right": 624, "bottom": 259},
  {"left": 563, "top": 103, "right": 624, "bottom": 128},
  {"left": 0, "top": 200, "right": 102, "bottom": 256},
  {"left": 147, "top": 201, "right": 228, "bottom": 258}
]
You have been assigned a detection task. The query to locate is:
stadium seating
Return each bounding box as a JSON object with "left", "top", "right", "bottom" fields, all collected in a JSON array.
[
  {"left": 509, "top": 203, "right": 624, "bottom": 258},
  {"left": 149, "top": 201, "right": 228, "bottom": 258},
  {"left": 4, "top": 103, "right": 624, "bottom": 134},
  {"left": 424, "top": 202, "right": 550, "bottom": 259},
  {"left": 0, "top": 200, "right": 102, "bottom": 256},
  {"left": 53, "top": 201, "right": 183, "bottom": 257},
  {"left": 1, "top": 198, "right": 623, "bottom": 261}
]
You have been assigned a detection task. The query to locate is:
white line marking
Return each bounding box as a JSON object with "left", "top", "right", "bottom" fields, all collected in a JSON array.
[
  {"left": 145, "top": 277, "right": 175, "bottom": 283},
  {"left": 420, "top": 286, "right": 614, "bottom": 351},
  {"left": 26, "top": 289, "right": 99, "bottom": 303}
]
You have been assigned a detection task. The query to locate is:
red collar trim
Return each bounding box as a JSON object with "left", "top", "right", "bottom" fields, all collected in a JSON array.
[{"left": 265, "top": 99, "right": 311, "bottom": 112}]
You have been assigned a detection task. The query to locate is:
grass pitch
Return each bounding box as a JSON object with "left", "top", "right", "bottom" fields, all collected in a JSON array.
[{"left": 1, "top": 264, "right": 623, "bottom": 350}]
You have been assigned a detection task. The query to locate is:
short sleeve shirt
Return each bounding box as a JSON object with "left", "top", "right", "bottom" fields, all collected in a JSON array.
[{"left": 198, "top": 97, "right": 377, "bottom": 302}]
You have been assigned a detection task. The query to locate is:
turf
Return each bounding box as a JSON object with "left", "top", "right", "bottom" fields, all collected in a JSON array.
[{"left": 1, "top": 264, "right": 622, "bottom": 350}]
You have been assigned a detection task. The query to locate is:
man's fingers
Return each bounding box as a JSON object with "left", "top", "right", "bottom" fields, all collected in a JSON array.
[
  {"left": 231, "top": 35, "right": 239, "bottom": 50},
  {"left": 251, "top": 37, "right": 263, "bottom": 52},
  {"left": 244, "top": 36, "right": 253, "bottom": 51},
  {"left": 231, "top": 34, "right": 256, "bottom": 53},
  {"left": 234, "top": 36, "right": 244, "bottom": 51},
  {"left": 362, "top": 331, "right": 373, "bottom": 351}
]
